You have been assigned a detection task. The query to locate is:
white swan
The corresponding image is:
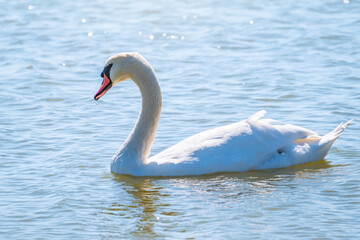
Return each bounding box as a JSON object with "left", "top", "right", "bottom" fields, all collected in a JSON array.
[{"left": 94, "top": 52, "right": 352, "bottom": 176}]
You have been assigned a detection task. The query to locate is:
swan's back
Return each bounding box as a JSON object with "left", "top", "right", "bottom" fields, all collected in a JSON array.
[{"left": 143, "top": 112, "right": 321, "bottom": 176}]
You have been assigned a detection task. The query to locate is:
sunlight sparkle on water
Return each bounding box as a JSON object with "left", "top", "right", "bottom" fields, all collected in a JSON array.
[{"left": 1, "top": 0, "right": 359, "bottom": 239}]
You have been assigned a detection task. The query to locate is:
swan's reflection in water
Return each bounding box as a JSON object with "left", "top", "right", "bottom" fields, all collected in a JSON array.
[
  {"left": 107, "top": 176, "right": 167, "bottom": 238},
  {"left": 105, "top": 159, "right": 336, "bottom": 238}
]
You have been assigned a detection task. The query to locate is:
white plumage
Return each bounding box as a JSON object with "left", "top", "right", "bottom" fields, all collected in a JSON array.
[{"left": 94, "top": 52, "right": 352, "bottom": 176}]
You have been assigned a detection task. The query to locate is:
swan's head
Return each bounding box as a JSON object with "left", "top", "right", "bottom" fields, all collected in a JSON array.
[{"left": 94, "top": 53, "right": 140, "bottom": 101}]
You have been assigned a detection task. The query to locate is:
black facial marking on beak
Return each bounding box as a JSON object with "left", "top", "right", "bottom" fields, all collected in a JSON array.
[
  {"left": 94, "top": 63, "right": 114, "bottom": 100},
  {"left": 101, "top": 63, "right": 113, "bottom": 81}
]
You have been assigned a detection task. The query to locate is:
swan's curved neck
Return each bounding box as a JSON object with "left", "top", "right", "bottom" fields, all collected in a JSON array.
[{"left": 118, "top": 63, "right": 162, "bottom": 165}]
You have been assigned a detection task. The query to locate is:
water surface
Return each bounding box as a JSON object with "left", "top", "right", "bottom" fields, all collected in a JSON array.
[{"left": 1, "top": 0, "right": 359, "bottom": 239}]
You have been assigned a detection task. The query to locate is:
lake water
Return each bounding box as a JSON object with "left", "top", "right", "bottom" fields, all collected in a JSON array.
[{"left": 1, "top": 0, "right": 359, "bottom": 239}]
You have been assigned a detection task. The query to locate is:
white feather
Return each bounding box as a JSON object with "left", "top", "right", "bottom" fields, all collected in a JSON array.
[{"left": 96, "top": 53, "right": 353, "bottom": 176}]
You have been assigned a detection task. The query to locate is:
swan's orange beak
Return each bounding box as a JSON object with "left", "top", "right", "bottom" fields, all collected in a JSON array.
[{"left": 94, "top": 74, "right": 112, "bottom": 101}]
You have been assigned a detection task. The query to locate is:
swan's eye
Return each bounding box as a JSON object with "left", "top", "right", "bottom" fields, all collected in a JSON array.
[{"left": 101, "top": 63, "right": 113, "bottom": 80}]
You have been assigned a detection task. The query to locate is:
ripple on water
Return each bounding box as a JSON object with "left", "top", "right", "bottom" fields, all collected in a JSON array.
[{"left": 1, "top": 0, "right": 360, "bottom": 239}]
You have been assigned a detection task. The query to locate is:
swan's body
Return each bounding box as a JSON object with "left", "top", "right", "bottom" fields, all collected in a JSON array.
[{"left": 94, "top": 52, "right": 352, "bottom": 176}]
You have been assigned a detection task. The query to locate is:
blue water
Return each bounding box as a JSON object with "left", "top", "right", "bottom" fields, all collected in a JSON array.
[{"left": 1, "top": 0, "right": 359, "bottom": 239}]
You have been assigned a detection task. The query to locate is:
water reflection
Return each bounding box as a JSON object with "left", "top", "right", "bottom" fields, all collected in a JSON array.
[
  {"left": 106, "top": 159, "right": 336, "bottom": 238},
  {"left": 169, "top": 159, "right": 336, "bottom": 196},
  {"left": 109, "top": 175, "right": 166, "bottom": 239}
]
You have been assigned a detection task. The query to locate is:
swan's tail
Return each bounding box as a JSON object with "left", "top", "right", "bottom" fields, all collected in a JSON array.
[
  {"left": 255, "top": 118, "right": 353, "bottom": 170},
  {"left": 319, "top": 119, "right": 353, "bottom": 145},
  {"left": 279, "top": 119, "right": 353, "bottom": 167}
]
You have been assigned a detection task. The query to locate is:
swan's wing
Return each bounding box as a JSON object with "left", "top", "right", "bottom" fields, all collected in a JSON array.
[
  {"left": 148, "top": 112, "right": 317, "bottom": 172},
  {"left": 142, "top": 112, "right": 352, "bottom": 176},
  {"left": 148, "top": 120, "right": 253, "bottom": 165},
  {"left": 248, "top": 110, "right": 278, "bottom": 124},
  {"left": 247, "top": 110, "right": 267, "bottom": 122}
]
